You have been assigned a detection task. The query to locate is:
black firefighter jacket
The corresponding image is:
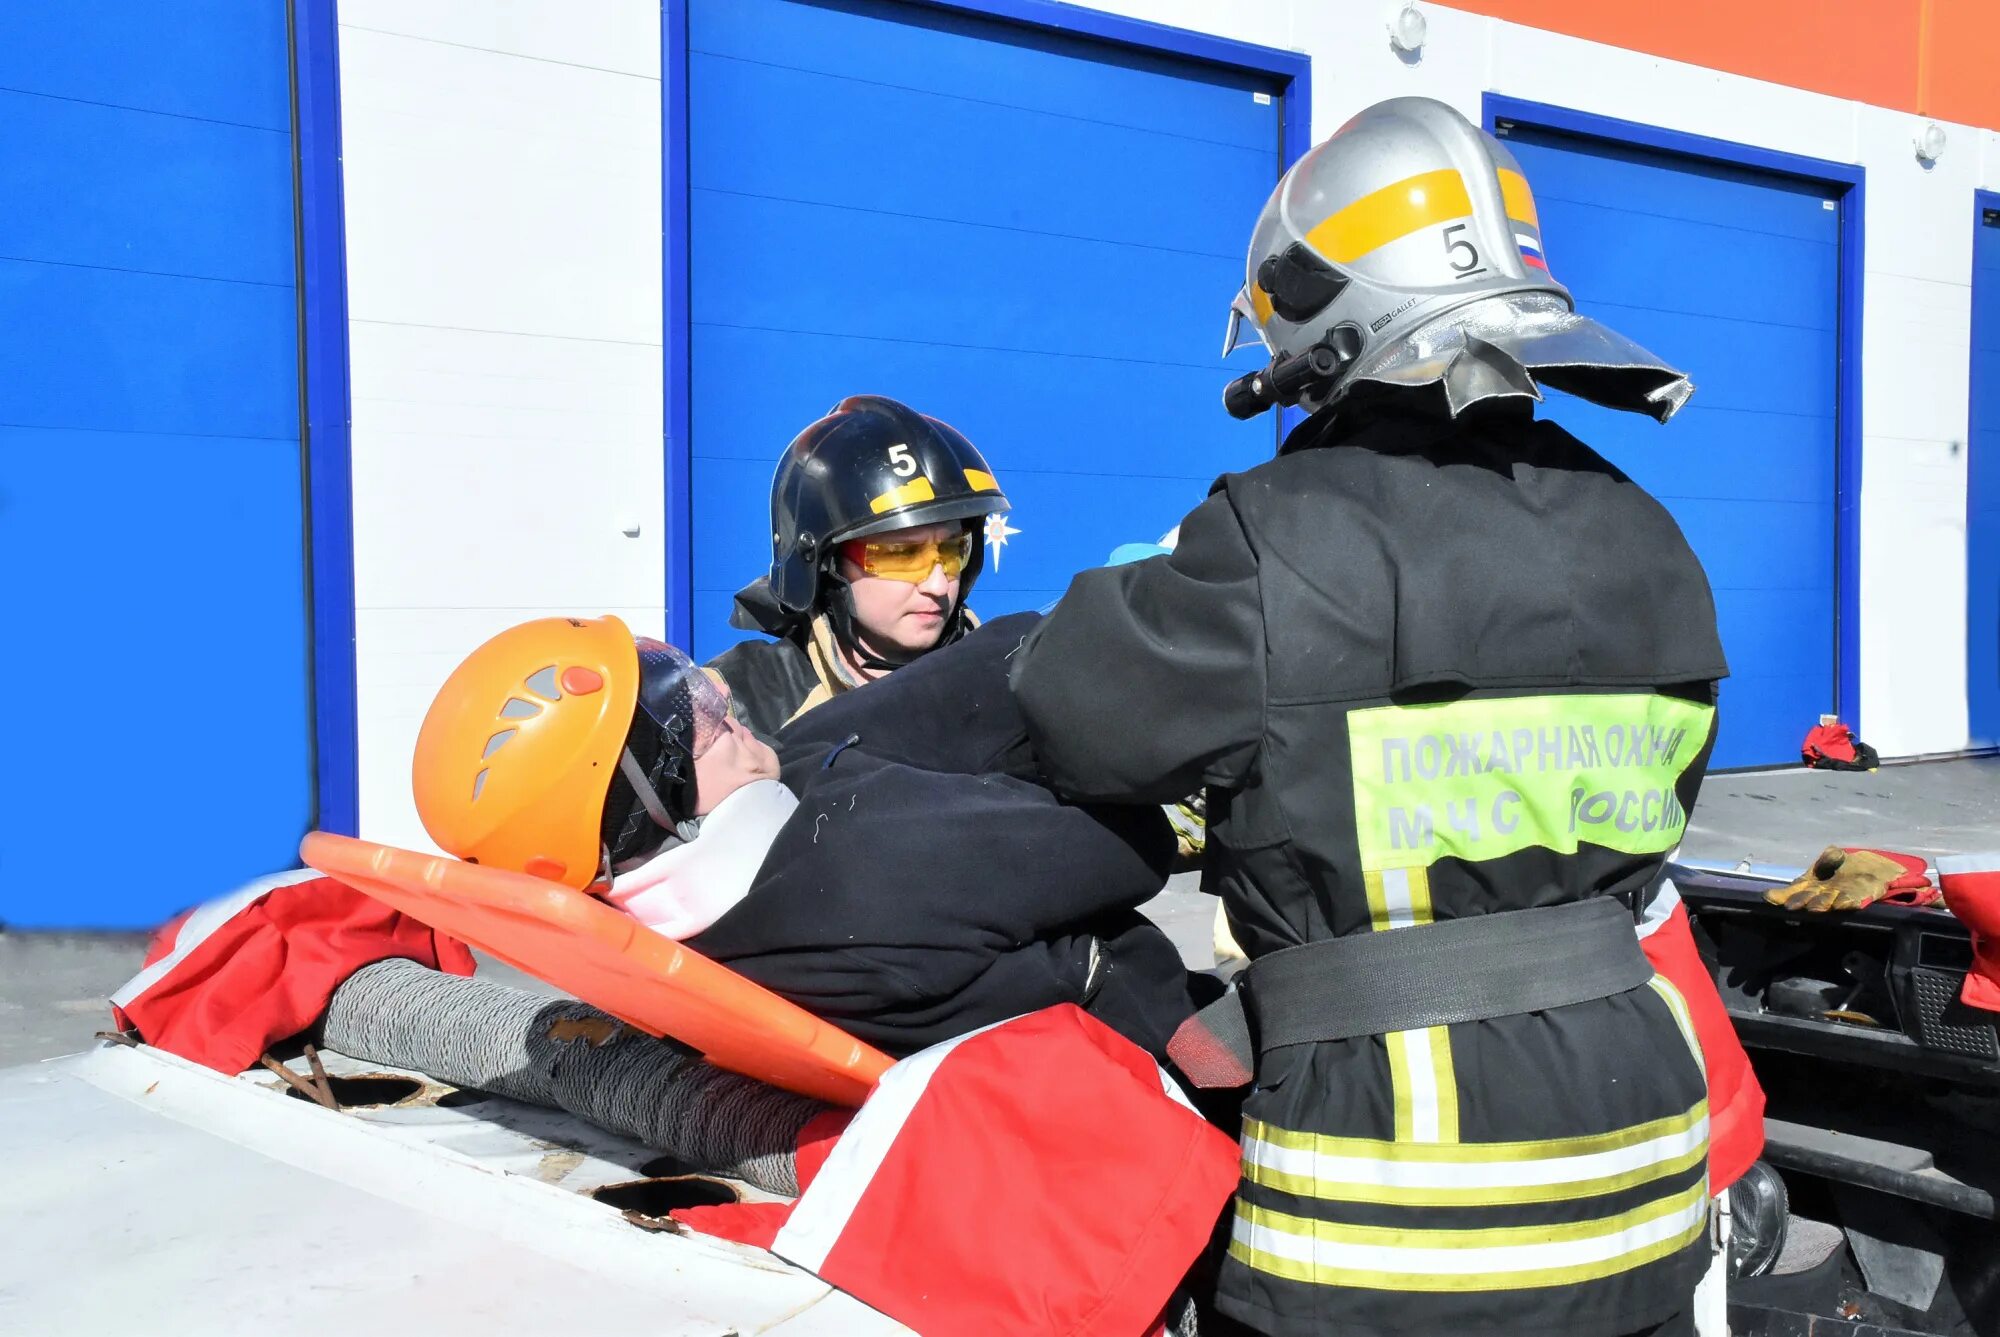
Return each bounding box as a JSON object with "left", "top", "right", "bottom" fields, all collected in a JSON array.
[
  {"left": 705, "top": 577, "right": 983, "bottom": 737},
  {"left": 689, "top": 612, "right": 1206, "bottom": 1060},
  {"left": 1011, "top": 403, "right": 1731, "bottom": 1337},
  {"left": 704, "top": 579, "right": 834, "bottom": 737}
]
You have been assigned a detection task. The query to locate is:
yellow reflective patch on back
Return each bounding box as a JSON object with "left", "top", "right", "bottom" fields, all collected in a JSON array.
[
  {"left": 1304, "top": 169, "right": 1473, "bottom": 264},
  {"left": 1348, "top": 694, "right": 1714, "bottom": 871},
  {"left": 1497, "top": 168, "right": 1539, "bottom": 228},
  {"left": 962, "top": 468, "right": 999, "bottom": 493},
  {"left": 868, "top": 476, "right": 936, "bottom": 514}
]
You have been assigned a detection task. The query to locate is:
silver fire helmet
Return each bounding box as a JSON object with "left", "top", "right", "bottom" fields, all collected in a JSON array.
[{"left": 1222, "top": 97, "right": 1693, "bottom": 423}]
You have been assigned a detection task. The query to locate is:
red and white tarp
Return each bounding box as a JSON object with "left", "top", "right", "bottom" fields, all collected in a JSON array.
[
  {"left": 679, "top": 1004, "right": 1239, "bottom": 1337},
  {"left": 111, "top": 870, "right": 475, "bottom": 1074}
]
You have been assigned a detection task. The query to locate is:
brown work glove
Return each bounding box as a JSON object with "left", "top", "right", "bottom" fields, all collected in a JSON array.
[{"left": 1767, "top": 846, "right": 1910, "bottom": 912}]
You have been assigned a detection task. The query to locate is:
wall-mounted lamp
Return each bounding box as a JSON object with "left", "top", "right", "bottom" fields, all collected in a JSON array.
[
  {"left": 1915, "top": 121, "right": 1948, "bottom": 164},
  {"left": 1387, "top": 2, "right": 1428, "bottom": 55}
]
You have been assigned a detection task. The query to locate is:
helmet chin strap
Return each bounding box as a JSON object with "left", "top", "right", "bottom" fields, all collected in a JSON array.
[
  {"left": 822, "top": 572, "right": 965, "bottom": 676},
  {"left": 619, "top": 747, "right": 681, "bottom": 829},
  {"left": 607, "top": 748, "right": 703, "bottom": 873},
  {"left": 613, "top": 735, "right": 702, "bottom": 851}
]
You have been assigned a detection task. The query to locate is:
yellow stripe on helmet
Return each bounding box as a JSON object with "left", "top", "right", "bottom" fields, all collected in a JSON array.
[
  {"left": 1497, "top": 168, "right": 1539, "bottom": 228},
  {"left": 868, "top": 476, "right": 936, "bottom": 514},
  {"left": 1249, "top": 283, "right": 1275, "bottom": 326},
  {"left": 963, "top": 468, "right": 999, "bottom": 493},
  {"left": 1304, "top": 168, "right": 1473, "bottom": 264}
]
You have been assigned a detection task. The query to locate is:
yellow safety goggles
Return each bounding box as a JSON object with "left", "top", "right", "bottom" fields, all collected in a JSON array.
[{"left": 841, "top": 531, "right": 974, "bottom": 583}]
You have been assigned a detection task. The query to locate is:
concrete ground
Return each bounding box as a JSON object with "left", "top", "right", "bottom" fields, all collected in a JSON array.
[
  {"left": 1685, "top": 755, "right": 2000, "bottom": 866},
  {"left": 5, "top": 757, "right": 1993, "bottom": 1069},
  {"left": 0, "top": 931, "right": 151, "bottom": 1069}
]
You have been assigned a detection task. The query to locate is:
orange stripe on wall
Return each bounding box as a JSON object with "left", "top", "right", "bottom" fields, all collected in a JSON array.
[
  {"left": 1923, "top": 0, "right": 2000, "bottom": 130},
  {"left": 1434, "top": 1, "right": 2000, "bottom": 128}
]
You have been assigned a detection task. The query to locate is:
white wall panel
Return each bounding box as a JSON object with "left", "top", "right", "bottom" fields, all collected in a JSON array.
[
  {"left": 1858, "top": 274, "right": 1972, "bottom": 448},
  {"left": 340, "top": 12, "right": 662, "bottom": 840},
  {"left": 1850, "top": 100, "right": 1978, "bottom": 753},
  {"left": 1860, "top": 111, "right": 1978, "bottom": 289},
  {"left": 339, "top": 28, "right": 660, "bottom": 342},
  {"left": 348, "top": 326, "right": 664, "bottom": 610},
  {"left": 1853, "top": 269, "right": 1973, "bottom": 754},
  {"left": 1856, "top": 432, "right": 1972, "bottom": 754},
  {"left": 1292, "top": 2, "right": 1492, "bottom": 130},
  {"left": 336, "top": 0, "right": 659, "bottom": 79}
]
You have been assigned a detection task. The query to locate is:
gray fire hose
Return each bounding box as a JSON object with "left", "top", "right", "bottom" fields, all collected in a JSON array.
[
  {"left": 324, "top": 959, "right": 1205, "bottom": 1335},
  {"left": 321, "top": 958, "right": 830, "bottom": 1195}
]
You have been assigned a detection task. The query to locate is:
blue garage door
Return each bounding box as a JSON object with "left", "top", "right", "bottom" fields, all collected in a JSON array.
[
  {"left": 1498, "top": 122, "right": 1843, "bottom": 770},
  {"left": 686, "top": 0, "right": 1284, "bottom": 660},
  {"left": 1970, "top": 203, "right": 2000, "bottom": 748},
  {"left": 0, "top": 6, "right": 314, "bottom": 927}
]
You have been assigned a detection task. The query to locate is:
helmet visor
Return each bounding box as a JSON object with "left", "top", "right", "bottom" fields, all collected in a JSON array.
[{"left": 633, "top": 639, "right": 731, "bottom": 759}]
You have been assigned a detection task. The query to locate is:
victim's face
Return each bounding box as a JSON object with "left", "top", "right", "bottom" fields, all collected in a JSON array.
[{"left": 690, "top": 713, "right": 779, "bottom": 815}]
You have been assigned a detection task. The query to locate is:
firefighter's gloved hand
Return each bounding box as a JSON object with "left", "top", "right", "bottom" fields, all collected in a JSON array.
[{"left": 1767, "top": 846, "right": 1909, "bottom": 913}]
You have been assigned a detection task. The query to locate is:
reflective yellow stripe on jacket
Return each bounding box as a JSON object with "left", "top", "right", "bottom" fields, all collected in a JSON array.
[
  {"left": 1361, "top": 865, "right": 1458, "bottom": 1144},
  {"left": 1230, "top": 690, "right": 1716, "bottom": 1294},
  {"left": 1241, "top": 1102, "right": 1709, "bottom": 1208},
  {"left": 1229, "top": 1179, "right": 1710, "bottom": 1293}
]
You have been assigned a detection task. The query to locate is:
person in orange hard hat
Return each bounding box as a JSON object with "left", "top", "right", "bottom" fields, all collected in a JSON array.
[
  {"left": 413, "top": 615, "right": 781, "bottom": 895},
  {"left": 412, "top": 613, "right": 1207, "bottom": 1060}
]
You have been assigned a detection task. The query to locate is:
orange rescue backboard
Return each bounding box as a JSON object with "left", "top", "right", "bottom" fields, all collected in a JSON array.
[{"left": 301, "top": 832, "right": 892, "bottom": 1106}]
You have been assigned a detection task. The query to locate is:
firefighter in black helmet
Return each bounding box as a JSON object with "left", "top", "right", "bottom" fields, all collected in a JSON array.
[{"left": 707, "top": 395, "right": 1012, "bottom": 736}]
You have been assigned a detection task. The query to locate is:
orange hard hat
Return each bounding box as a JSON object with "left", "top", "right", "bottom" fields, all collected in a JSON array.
[{"left": 412, "top": 615, "right": 639, "bottom": 890}]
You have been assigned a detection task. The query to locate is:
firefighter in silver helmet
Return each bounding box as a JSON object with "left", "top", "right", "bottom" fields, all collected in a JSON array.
[
  {"left": 1013, "top": 97, "right": 1726, "bottom": 1336},
  {"left": 1216, "top": 101, "right": 1692, "bottom": 425}
]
